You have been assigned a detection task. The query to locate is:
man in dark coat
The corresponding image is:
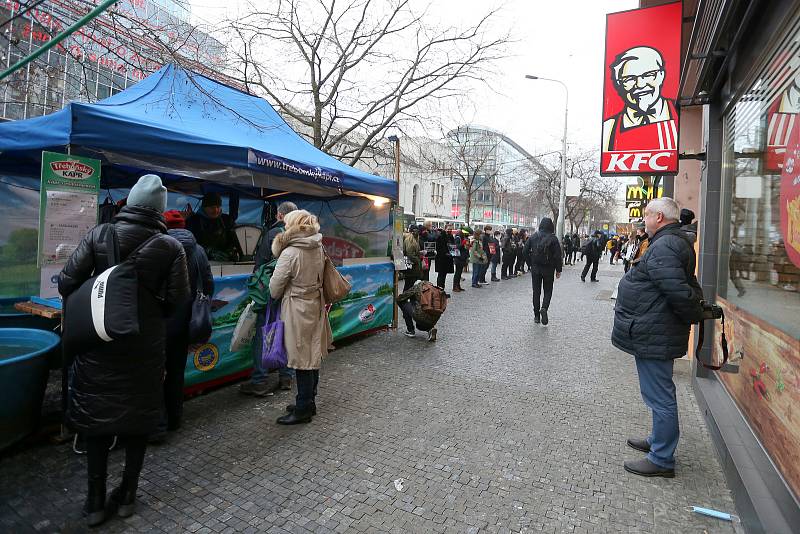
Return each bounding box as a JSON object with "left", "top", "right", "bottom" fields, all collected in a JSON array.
[
  {"left": 515, "top": 229, "right": 528, "bottom": 274},
  {"left": 452, "top": 228, "right": 470, "bottom": 292},
  {"left": 59, "top": 175, "right": 191, "bottom": 525},
  {"left": 480, "top": 225, "right": 493, "bottom": 284},
  {"left": 500, "top": 228, "right": 515, "bottom": 279},
  {"left": 580, "top": 231, "right": 603, "bottom": 282},
  {"left": 242, "top": 201, "right": 298, "bottom": 396},
  {"left": 185, "top": 192, "right": 243, "bottom": 262},
  {"left": 523, "top": 218, "right": 563, "bottom": 325},
  {"left": 562, "top": 233, "right": 573, "bottom": 266},
  {"left": 612, "top": 198, "right": 703, "bottom": 478},
  {"left": 151, "top": 210, "right": 215, "bottom": 441},
  {"left": 571, "top": 232, "right": 580, "bottom": 263},
  {"left": 434, "top": 223, "right": 455, "bottom": 288}
]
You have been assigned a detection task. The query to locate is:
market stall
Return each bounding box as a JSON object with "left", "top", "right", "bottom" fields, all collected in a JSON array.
[{"left": 0, "top": 64, "right": 398, "bottom": 393}]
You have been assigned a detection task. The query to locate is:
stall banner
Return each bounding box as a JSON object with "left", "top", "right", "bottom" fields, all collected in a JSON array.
[
  {"left": 37, "top": 152, "right": 101, "bottom": 297},
  {"left": 328, "top": 262, "right": 394, "bottom": 339},
  {"left": 601, "top": 2, "right": 682, "bottom": 175},
  {"left": 184, "top": 262, "right": 395, "bottom": 388},
  {"left": 184, "top": 274, "right": 253, "bottom": 388},
  {"left": 779, "top": 122, "right": 800, "bottom": 267}
]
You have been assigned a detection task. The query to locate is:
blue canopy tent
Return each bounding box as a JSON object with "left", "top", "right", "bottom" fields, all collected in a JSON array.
[{"left": 0, "top": 64, "right": 397, "bottom": 200}]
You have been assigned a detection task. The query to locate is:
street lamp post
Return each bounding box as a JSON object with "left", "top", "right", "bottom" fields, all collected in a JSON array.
[{"left": 524, "top": 75, "right": 569, "bottom": 238}]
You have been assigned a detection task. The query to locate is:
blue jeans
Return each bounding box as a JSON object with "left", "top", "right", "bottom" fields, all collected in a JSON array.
[
  {"left": 251, "top": 310, "right": 293, "bottom": 385},
  {"left": 471, "top": 263, "right": 484, "bottom": 286},
  {"left": 490, "top": 260, "right": 499, "bottom": 279},
  {"left": 635, "top": 357, "right": 679, "bottom": 469},
  {"left": 295, "top": 369, "right": 319, "bottom": 409}
]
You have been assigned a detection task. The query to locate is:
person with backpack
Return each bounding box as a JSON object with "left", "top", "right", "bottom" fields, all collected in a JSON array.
[
  {"left": 469, "top": 228, "right": 488, "bottom": 288},
  {"left": 150, "top": 210, "right": 215, "bottom": 442},
  {"left": 398, "top": 280, "right": 447, "bottom": 341},
  {"left": 562, "top": 233, "right": 573, "bottom": 266},
  {"left": 581, "top": 231, "right": 604, "bottom": 282},
  {"left": 58, "top": 175, "right": 191, "bottom": 526},
  {"left": 501, "top": 228, "right": 516, "bottom": 279},
  {"left": 402, "top": 225, "right": 423, "bottom": 292},
  {"left": 522, "top": 218, "right": 563, "bottom": 325},
  {"left": 241, "top": 201, "right": 298, "bottom": 397}
]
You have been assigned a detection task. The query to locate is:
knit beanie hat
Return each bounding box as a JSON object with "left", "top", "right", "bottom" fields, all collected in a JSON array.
[
  {"left": 201, "top": 192, "right": 222, "bottom": 208},
  {"left": 127, "top": 174, "right": 167, "bottom": 212},
  {"left": 163, "top": 209, "right": 185, "bottom": 229}
]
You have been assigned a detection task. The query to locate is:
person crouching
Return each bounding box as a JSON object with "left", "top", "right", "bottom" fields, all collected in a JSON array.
[{"left": 398, "top": 280, "right": 447, "bottom": 342}]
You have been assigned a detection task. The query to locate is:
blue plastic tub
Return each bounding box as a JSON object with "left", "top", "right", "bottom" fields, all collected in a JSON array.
[
  {"left": 0, "top": 298, "right": 61, "bottom": 369},
  {"left": 0, "top": 328, "right": 60, "bottom": 451}
]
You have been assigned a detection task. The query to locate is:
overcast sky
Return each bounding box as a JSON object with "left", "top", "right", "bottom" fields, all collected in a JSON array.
[{"left": 190, "top": 0, "right": 637, "bottom": 163}]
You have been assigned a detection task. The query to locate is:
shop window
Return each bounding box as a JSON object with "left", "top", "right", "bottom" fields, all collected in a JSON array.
[{"left": 719, "top": 23, "right": 800, "bottom": 338}]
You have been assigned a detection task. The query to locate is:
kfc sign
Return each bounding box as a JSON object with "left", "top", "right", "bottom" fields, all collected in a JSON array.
[{"left": 601, "top": 2, "right": 682, "bottom": 175}]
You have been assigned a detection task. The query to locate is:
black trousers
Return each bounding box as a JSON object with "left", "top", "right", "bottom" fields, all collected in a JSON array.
[
  {"left": 564, "top": 249, "right": 572, "bottom": 264},
  {"left": 530, "top": 265, "right": 555, "bottom": 313},
  {"left": 515, "top": 254, "right": 526, "bottom": 273},
  {"left": 501, "top": 254, "right": 514, "bottom": 278},
  {"left": 87, "top": 434, "right": 148, "bottom": 480},
  {"left": 295, "top": 369, "right": 319, "bottom": 410},
  {"left": 162, "top": 334, "right": 189, "bottom": 431},
  {"left": 453, "top": 260, "right": 464, "bottom": 289},
  {"left": 436, "top": 271, "right": 448, "bottom": 288},
  {"left": 582, "top": 257, "right": 599, "bottom": 281}
]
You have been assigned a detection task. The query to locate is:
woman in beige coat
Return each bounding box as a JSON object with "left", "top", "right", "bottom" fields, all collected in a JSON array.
[{"left": 269, "top": 210, "right": 332, "bottom": 424}]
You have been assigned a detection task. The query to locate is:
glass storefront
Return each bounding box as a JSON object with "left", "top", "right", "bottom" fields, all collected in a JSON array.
[{"left": 716, "top": 7, "right": 800, "bottom": 501}]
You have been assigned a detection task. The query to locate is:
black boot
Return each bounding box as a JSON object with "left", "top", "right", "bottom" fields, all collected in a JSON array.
[
  {"left": 277, "top": 405, "right": 313, "bottom": 425},
  {"left": 285, "top": 402, "right": 317, "bottom": 416},
  {"left": 84, "top": 474, "right": 107, "bottom": 527},
  {"left": 110, "top": 474, "right": 139, "bottom": 518},
  {"left": 534, "top": 312, "right": 540, "bottom": 324},
  {"left": 540, "top": 309, "right": 549, "bottom": 325}
]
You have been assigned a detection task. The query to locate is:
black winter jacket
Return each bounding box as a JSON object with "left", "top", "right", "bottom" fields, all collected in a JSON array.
[
  {"left": 434, "top": 231, "right": 454, "bottom": 274},
  {"left": 253, "top": 220, "right": 285, "bottom": 268},
  {"left": 523, "top": 218, "right": 563, "bottom": 272},
  {"left": 166, "top": 229, "right": 215, "bottom": 341},
  {"left": 58, "top": 206, "right": 191, "bottom": 436},
  {"left": 611, "top": 223, "right": 704, "bottom": 360}
]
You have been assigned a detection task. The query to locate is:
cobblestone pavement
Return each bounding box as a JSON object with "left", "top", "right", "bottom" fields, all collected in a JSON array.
[{"left": 0, "top": 259, "right": 743, "bottom": 533}]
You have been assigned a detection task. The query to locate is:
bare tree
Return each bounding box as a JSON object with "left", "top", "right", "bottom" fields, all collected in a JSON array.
[
  {"left": 225, "top": 0, "right": 509, "bottom": 165},
  {"left": 423, "top": 126, "right": 502, "bottom": 225}
]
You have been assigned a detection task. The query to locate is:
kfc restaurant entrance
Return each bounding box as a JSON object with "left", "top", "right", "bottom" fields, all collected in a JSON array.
[{"left": 632, "top": 0, "right": 800, "bottom": 532}]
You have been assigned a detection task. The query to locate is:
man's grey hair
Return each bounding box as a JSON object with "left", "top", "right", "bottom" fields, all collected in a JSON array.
[
  {"left": 277, "top": 201, "right": 298, "bottom": 217},
  {"left": 646, "top": 197, "right": 680, "bottom": 221},
  {"left": 611, "top": 46, "right": 664, "bottom": 84}
]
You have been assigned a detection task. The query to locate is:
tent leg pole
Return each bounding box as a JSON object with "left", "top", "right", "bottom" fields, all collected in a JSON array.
[{"left": 392, "top": 272, "right": 398, "bottom": 330}]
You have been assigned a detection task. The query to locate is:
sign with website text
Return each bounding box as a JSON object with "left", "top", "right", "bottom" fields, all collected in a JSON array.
[
  {"left": 38, "top": 152, "right": 101, "bottom": 297},
  {"left": 601, "top": 2, "right": 682, "bottom": 175}
]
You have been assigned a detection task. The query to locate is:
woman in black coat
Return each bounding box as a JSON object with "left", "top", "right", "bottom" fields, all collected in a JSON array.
[
  {"left": 59, "top": 175, "right": 190, "bottom": 526},
  {"left": 434, "top": 224, "right": 455, "bottom": 288}
]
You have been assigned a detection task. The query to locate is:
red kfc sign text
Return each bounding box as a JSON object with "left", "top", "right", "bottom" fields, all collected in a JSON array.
[{"left": 601, "top": 2, "right": 682, "bottom": 175}]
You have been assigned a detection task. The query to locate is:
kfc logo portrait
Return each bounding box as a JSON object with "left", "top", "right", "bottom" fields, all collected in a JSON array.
[{"left": 601, "top": 3, "right": 682, "bottom": 175}]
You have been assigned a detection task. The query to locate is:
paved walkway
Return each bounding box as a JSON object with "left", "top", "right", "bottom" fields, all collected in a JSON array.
[{"left": 0, "top": 260, "right": 742, "bottom": 533}]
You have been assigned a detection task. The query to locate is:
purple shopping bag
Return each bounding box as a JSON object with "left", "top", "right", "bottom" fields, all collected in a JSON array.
[{"left": 261, "top": 300, "right": 287, "bottom": 371}]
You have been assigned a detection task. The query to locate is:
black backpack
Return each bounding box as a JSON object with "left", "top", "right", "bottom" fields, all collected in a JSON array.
[{"left": 531, "top": 233, "right": 554, "bottom": 266}]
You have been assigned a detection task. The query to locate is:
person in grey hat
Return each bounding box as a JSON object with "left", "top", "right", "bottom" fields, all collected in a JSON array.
[{"left": 59, "top": 174, "right": 191, "bottom": 526}]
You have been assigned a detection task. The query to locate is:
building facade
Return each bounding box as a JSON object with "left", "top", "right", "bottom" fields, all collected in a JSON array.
[
  {"left": 652, "top": 0, "right": 800, "bottom": 531},
  {"left": 0, "top": 0, "right": 227, "bottom": 121}
]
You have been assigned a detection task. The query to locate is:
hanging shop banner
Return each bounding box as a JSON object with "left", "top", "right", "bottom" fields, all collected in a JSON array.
[
  {"left": 601, "top": 2, "right": 682, "bottom": 175},
  {"left": 184, "top": 262, "right": 395, "bottom": 388},
  {"left": 328, "top": 262, "right": 394, "bottom": 339},
  {"left": 780, "top": 123, "right": 800, "bottom": 268},
  {"left": 37, "top": 152, "right": 101, "bottom": 297}
]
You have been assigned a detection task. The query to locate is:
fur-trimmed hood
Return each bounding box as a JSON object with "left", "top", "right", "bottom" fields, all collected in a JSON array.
[{"left": 272, "top": 225, "right": 323, "bottom": 258}]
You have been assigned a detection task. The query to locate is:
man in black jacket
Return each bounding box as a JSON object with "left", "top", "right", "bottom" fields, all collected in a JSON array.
[
  {"left": 580, "top": 231, "right": 603, "bottom": 282},
  {"left": 523, "top": 218, "right": 562, "bottom": 325},
  {"left": 612, "top": 197, "right": 703, "bottom": 478}
]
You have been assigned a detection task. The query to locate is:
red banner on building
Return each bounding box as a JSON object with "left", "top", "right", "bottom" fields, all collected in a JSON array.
[{"left": 601, "top": 2, "right": 682, "bottom": 175}]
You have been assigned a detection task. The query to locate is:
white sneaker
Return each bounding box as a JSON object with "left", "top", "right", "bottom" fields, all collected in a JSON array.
[{"left": 403, "top": 330, "right": 416, "bottom": 338}]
